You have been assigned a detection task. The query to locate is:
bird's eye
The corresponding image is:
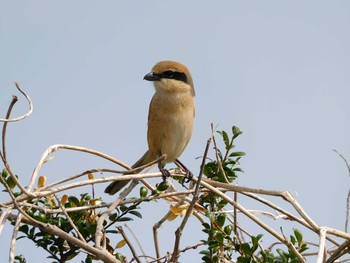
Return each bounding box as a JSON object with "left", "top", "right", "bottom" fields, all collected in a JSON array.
[
  {"left": 160, "top": 70, "right": 188, "bottom": 83},
  {"left": 163, "top": 70, "right": 174, "bottom": 78}
]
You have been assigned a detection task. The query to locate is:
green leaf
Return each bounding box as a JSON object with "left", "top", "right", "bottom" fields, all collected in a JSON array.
[
  {"left": 119, "top": 205, "right": 128, "bottom": 212},
  {"left": 256, "top": 233, "right": 263, "bottom": 240},
  {"left": 216, "top": 213, "right": 226, "bottom": 228},
  {"left": 294, "top": 229, "right": 303, "bottom": 244},
  {"left": 109, "top": 213, "right": 118, "bottom": 221},
  {"left": 202, "top": 223, "right": 211, "bottom": 229},
  {"left": 129, "top": 210, "right": 142, "bottom": 219},
  {"left": 29, "top": 227, "right": 35, "bottom": 238},
  {"left": 229, "top": 151, "right": 246, "bottom": 157},
  {"left": 251, "top": 236, "right": 259, "bottom": 251},
  {"left": 14, "top": 254, "right": 26, "bottom": 263},
  {"left": 260, "top": 249, "right": 274, "bottom": 263},
  {"left": 68, "top": 196, "right": 80, "bottom": 207},
  {"left": 216, "top": 148, "right": 223, "bottom": 160},
  {"left": 199, "top": 250, "right": 210, "bottom": 256},
  {"left": 299, "top": 244, "right": 308, "bottom": 253},
  {"left": 208, "top": 239, "right": 219, "bottom": 249},
  {"left": 105, "top": 230, "right": 119, "bottom": 234},
  {"left": 218, "top": 130, "right": 230, "bottom": 149},
  {"left": 2, "top": 168, "right": 9, "bottom": 179},
  {"left": 201, "top": 255, "right": 211, "bottom": 263},
  {"left": 204, "top": 161, "right": 218, "bottom": 176},
  {"left": 85, "top": 255, "right": 93, "bottom": 263},
  {"left": 276, "top": 248, "right": 287, "bottom": 261},
  {"left": 224, "top": 225, "right": 232, "bottom": 235},
  {"left": 237, "top": 256, "right": 251, "bottom": 263},
  {"left": 117, "top": 217, "right": 133, "bottom": 222},
  {"left": 232, "top": 126, "right": 243, "bottom": 139},
  {"left": 214, "top": 231, "right": 224, "bottom": 244},
  {"left": 19, "top": 225, "right": 29, "bottom": 235},
  {"left": 290, "top": 235, "right": 296, "bottom": 245},
  {"left": 240, "top": 242, "right": 252, "bottom": 255}
]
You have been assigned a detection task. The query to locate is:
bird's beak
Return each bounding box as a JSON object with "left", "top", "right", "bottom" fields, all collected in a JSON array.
[{"left": 144, "top": 72, "right": 161, "bottom": 81}]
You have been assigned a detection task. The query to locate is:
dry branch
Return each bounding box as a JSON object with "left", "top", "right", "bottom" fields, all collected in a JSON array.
[
  {"left": 0, "top": 82, "right": 33, "bottom": 123},
  {"left": 1, "top": 85, "right": 350, "bottom": 262}
]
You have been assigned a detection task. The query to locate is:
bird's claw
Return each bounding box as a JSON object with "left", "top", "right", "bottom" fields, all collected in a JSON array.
[
  {"left": 160, "top": 167, "right": 171, "bottom": 181},
  {"left": 181, "top": 170, "right": 193, "bottom": 186}
]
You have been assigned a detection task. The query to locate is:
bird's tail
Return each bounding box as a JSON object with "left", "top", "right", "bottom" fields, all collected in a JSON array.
[{"left": 104, "top": 151, "right": 149, "bottom": 195}]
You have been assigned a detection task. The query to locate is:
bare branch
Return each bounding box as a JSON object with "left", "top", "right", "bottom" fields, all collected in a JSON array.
[
  {"left": 0, "top": 82, "right": 33, "bottom": 122},
  {"left": 117, "top": 226, "right": 142, "bottom": 263},
  {"left": 333, "top": 149, "right": 350, "bottom": 233},
  {"left": 171, "top": 132, "right": 212, "bottom": 262},
  {"left": 333, "top": 149, "right": 350, "bottom": 177},
  {"left": 95, "top": 180, "right": 138, "bottom": 249},
  {"left": 0, "top": 94, "right": 32, "bottom": 196},
  {"left": 1, "top": 95, "right": 18, "bottom": 160},
  {"left": 0, "top": 207, "right": 12, "bottom": 235},
  {"left": 316, "top": 227, "right": 327, "bottom": 263}
]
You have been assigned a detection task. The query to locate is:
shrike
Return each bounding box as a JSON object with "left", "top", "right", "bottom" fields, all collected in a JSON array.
[{"left": 105, "top": 60, "right": 195, "bottom": 195}]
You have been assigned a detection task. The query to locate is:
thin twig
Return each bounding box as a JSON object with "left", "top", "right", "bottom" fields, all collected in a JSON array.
[
  {"left": 171, "top": 133, "right": 212, "bottom": 262},
  {"left": 117, "top": 226, "right": 142, "bottom": 263},
  {"left": 10, "top": 213, "right": 21, "bottom": 263},
  {"left": 333, "top": 149, "right": 350, "bottom": 176},
  {"left": 347, "top": 189, "right": 350, "bottom": 233},
  {"left": 0, "top": 95, "right": 31, "bottom": 196},
  {"left": 95, "top": 180, "right": 138, "bottom": 248},
  {"left": 153, "top": 209, "right": 176, "bottom": 262},
  {"left": 124, "top": 224, "right": 149, "bottom": 263},
  {"left": 53, "top": 193, "right": 86, "bottom": 242},
  {"left": 234, "top": 191, "right": 238, "bottom": 238},
  {"left": 211, "top": 125, "right": 230, "bottom": 184},
  {"left": 0, "top": 82, "right": 33, "bottom": 122},
  {"left": 1, "top": 95, "right": 18, "bottom": 160},
  {"left": 326, "top": 239, "right": 350, "bottom": 263},
  {"left": 333, "top": 149, "right": 350, "bottom": 233},
  {"left": 149, "top": 242, "right": 205, "bottom": 263}
]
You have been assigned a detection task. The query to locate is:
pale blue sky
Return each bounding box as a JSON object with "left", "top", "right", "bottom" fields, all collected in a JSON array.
[{"left": 1, "top": 1, "right": 350, "bottom": 262}]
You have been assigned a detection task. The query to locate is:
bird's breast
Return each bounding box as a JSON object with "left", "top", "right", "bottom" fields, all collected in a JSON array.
[{"left": 147, "top": 92, "right": 195, "bottom": 163}]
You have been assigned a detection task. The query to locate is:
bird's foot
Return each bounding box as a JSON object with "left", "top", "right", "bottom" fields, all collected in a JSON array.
[
  {"left": 181, "top": 169, "right": 193, "bottom": 186},
  {"left": 160, "top": 167, "right": 171, "bottom": 182}
]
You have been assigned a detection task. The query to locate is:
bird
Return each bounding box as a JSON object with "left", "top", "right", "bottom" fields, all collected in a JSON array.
[{"left": 105, "top": 60, "right": 195, "bottom": 195}]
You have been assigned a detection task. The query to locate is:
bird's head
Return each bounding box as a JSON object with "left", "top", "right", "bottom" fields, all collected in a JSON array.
[{"left": 144, "top": 60, "right": 195, "bottom": 96}]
